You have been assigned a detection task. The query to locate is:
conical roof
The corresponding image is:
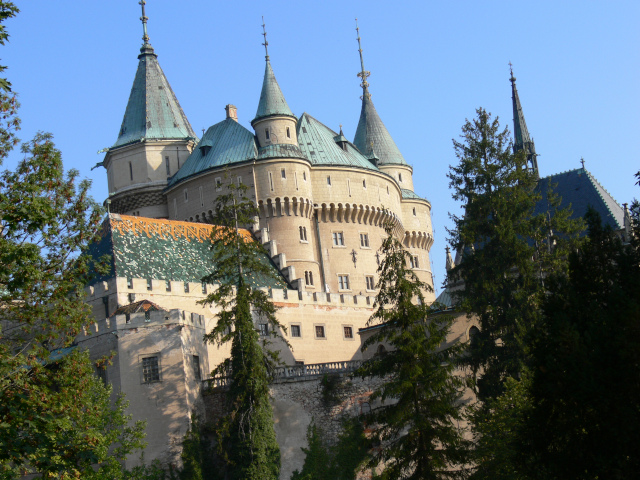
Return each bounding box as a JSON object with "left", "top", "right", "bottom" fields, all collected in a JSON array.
[
  {"left": 252, "top": 59, "right": 294, "bottom": 124},
  {"left": 112, "top": 42, "right": 196, "bottom": 148},
  {"left": 353, "top": 92, "right": 408, "bottom": 166},
  {"left": 510, "top": 67, "right": 538, "bottom": 177}
]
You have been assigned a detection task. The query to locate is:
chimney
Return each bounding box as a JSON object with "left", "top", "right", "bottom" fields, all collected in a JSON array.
[{"left": 225, "top": 104, "right": 238, "bottom": 122}]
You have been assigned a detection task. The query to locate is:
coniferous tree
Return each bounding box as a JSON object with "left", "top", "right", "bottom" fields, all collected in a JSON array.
[
  {"left": 519, "top": 208, "right": 640, "bottom": 479},
  {"left": 447, "top": 108, "right": 582, "bottom": 401},
  {"left": 356, "top": 223, "right": 469, "bottom": 480},
  {"left": 201, "top": 178, "right": 285, "bottom": 480}
]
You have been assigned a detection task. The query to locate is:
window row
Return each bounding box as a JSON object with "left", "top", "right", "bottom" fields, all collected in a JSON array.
[
  {"left": 130, "top": 279, "right": 208, "bottom": 294},
  {"left": 287, "top": 324, "right": 354, "bottom": 340},
  {"left": 268, "top": 169, "right": 307, "bottom": 192}
]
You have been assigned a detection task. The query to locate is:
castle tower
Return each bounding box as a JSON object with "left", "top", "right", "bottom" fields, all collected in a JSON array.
[
  {"left": 352, "top": 21, "right": 414, "bottom": 191},
  {"left": 102, "top": 1, "right": 196, "bottom": 218},
  {"left": 251, "top": 21, "right": 319, "bottom": 293},
  {"left": 510, "top": 64, "right": 539, "bottom": 178}
]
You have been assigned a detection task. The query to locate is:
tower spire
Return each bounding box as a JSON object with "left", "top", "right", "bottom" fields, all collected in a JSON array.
[
  {"left": 509, "top": 62, "right": 539, "bottom": 178},
  {"left": 355, "top": 18, "right": 370, "bottom": 96},
  {"left": 261, "top": 16, "right": 269, "bottom": 60},
  {"left": 140, "top": 0, "right": 150, "bottom": 45}
]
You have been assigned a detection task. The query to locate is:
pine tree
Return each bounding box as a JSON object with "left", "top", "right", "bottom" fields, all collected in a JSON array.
[
  {"left": 356, "top": 223, "right": 469, "bottom": 480},
  {"left": 201, "top": 177, "right": 285, "bottom": 480},
  {"left": 520, "top": 208, "right": 640, "bottom": 479},
  {"left": 447, "top": 108, "right": 582, "bottom": 401}
]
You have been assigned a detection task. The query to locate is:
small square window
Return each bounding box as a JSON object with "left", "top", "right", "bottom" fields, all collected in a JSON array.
[
  {"left": 291, "top": 325, "right": 301, "bottom": 337},
  {"left": 142, "top": 356, "right": 160, "bottom": 383},
  {"left": 258, "top": 323, "right": 269, "bottom": 336},
  {"left": 192, "top": 355, "right": 201, "bottom": 381},
  {"left": 366, "top": 276, "right": 375, "bottom": 290},
  {"left": 332, "top": 232, "right": 345, "bottom": 246},
  {"left": 315, "top": 325, "right": 325, "bottom": 338},
  {"left": 360, "top": 233, "right": 369, "bottom": 248},
  {"left": 343, "top": 326, "right": 353, "bottom": 339}
]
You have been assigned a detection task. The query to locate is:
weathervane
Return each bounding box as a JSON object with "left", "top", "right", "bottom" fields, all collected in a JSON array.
[
  {"left": 139, "top": 0, "right": 150, "bottom": 45},
  {"left": 355, "top": 18, "right": 370, "bottom": 94},
  {"left": 261, "top": 16, "right": 269, "bottom": 60},
  {"left": 508, "top": 61, "right": 515, "bottom": 83}
]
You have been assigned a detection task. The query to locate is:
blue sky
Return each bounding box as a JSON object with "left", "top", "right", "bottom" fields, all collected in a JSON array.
[{"left": 2, "top": 1, "right": 639, "bottom": 293}]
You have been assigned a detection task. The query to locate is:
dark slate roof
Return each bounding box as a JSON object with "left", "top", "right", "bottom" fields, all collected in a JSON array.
[
  {"left": 353, "top": 93, "right": 408, "bottom": 166},
  {"left": 401, "top": 188, "right": 427, "bottom": 202},
  {"left": 297, "top": 113, "right": 379, "bottom": 171},
  {"left": 113, "top": 42, "right": 196, "bottom": 148},
  {"left": 536, "top": 168, "right": 624, "bottom": 231},
  {"left": 252, "top": 59, "right": 294, "bottom": 123},
  {"left": 168, "top": 119, "right": 258, "bottom": 187},
  {"left": 88, "top": 215, "right": 286, "bottom": 289}
]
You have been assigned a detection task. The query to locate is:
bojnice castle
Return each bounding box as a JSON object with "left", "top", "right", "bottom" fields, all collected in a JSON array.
[{"left": 80, "top": 4, "right": 627, "bottom": 477}]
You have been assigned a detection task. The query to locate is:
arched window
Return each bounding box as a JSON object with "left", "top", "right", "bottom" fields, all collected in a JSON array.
[
  {"left": 376, "top": 344, "right": 387, "bottom": 356},
  {"left": 469, "top": 326, "right": 480, "bottom": 346}
]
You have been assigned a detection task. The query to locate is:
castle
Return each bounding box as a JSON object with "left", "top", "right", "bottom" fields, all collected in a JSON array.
[{"left": 80, "top": 4, "right": 628, "bottom": 477}]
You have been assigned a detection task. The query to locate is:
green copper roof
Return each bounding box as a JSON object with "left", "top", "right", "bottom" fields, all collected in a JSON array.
[
  {"left": 353, "top": 92, "right": 408, "bottom": 166},
  {"left": 252, "top": 59, "right": 294, "bottom": 124},
  {"left": 297, "top": 113, "right": 379, "bottom": 171},
  {"left": 401, "top": 188, "right": 427, "bottom": 202},
  {"left": 88, "top": 215, "right": 286, "bottom": 289},
  {"left": 112, "top": 43, "right": 196, "bottom": 148},
  {"left": 257, "top": 143, "right": 306, "bottom": 161},
  {"left": 168, "top": 119, "right": 258, "bottom": 187}
]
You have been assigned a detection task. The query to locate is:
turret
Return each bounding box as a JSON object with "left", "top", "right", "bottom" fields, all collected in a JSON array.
[
  {"left": 101, "top": 1, "right": 196, "bottom": 218},
  {"left": 352, "top": 20, "right": 413, "bottom": 190},
  {"left": 510, "top": 63, "right": 539, "bottom": 178},
  {"left": 251, "top": 20, "right": 298, "bottom": 148}
]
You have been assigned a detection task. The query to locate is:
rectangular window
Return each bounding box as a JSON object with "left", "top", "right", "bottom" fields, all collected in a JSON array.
[
  {"left": 286, "top": 126, "right": 291, "bottom": 138},
  {"left": 125, "top": 313, "right": 131, "bottom": 324},
  {"left": 215, "top": 177, "right": 222, "bottom": 192},
  {"left": 192, "top": 355, "right": 201, "bottom": 381},
  {"left": 129, "top": 162, "right": 133, "bottom": 181},
  {"left": 199, "top": 186, "right": 204, "bottom": 207},
  {"left": 142, "top": 356, "right": 160, "bottom": 383},
  {"left": 184, "top": 189, "right": 188, "bottom": 203},
  {"left": 144, "top": 311, "right": 151, "bottom": 322},
  {"left": 269, "top": 172, "right": 274, "bottom": 192},
  {"left": 147, "top": 278, "right": 152, "bottom": 290},
  {"left": 315, "top": 325, "right": 325, "bottom": 338},
  {"left": 281, "top": 168, "right": 286, "bottom": 179},
  {"left": 165, "top": 156, "right": 171, "bottom": 176},
  {"left": 366, "top": 275, "right": 375, "bottom": 290},
  {"left": 184, "top": 282, "right": 190, "bottom": 293},
  {"left": 332, "top": 232, "right": 345, "bottom": 246},
  {"left": 338, "top": 275, "right": 350, "bottom": 290},
  {"left": 410, "top": 256, "right": 420, "bottom": 269},
  {"left": 343, "top": 326, "right": 353, "bottom": 339},
  {"left": 258, "top": 323, "right": 269, "bottom": 336},
  {"left": 127, "top": 277, "right": 133, "bottom": 289},
  {"left": 360, "top": 233, "right": 369, "bottom": 248},
  {"left": 291, "top": 324, "right": 301, "bottom": 338},
  {"left": 327, "top": 176, "right": 331, "bottom": 186},
  {"left": 265, "top": 128, "right": 270, "bottom": 140},
  {"left": 347, "top": 178, "right": 351, "bottom": 196},
  {"left": 299, "top": 226, "right": 307, "bottom": 242},
  {"left": 166, "top": 280, "right": 171, "bottom": 292}
]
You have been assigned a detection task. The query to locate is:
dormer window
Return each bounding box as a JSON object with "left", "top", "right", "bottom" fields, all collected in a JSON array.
[{"left": 265, "top": 128, "right": 270, "bottom": 140}]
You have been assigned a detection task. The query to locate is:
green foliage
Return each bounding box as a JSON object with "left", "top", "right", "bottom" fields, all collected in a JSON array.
[
  {"left": 467, "top": 375, "right": 533, "bottom": 480},
  {"left": 0, "top": 350, "right": 147, "bottom": 479},
  {"left": 448, "top": 107, "right": 582, "bottom": 401},
  {"left": 319, "top": 373, "right": 341, "bottom": 407},
  {"left": 519, "top": 209, "right": 640, "bottom": 479},
  {"left": 200, "top": 176, "right": 283, "bottom": 480},
  {"left": 356, "top": 223, "right": 469, "bottom": 479},
  {"left": 0, "top": 2, "right": 18, "bottom": 93},
  {"left": 291, "top": 418, "right": 371, "bottom": 480}
]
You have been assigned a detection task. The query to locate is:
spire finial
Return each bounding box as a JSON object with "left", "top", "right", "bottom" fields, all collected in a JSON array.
[
  {"left": 339, "top": 123, "right": 343, "bottom": 134},
  {"left": 261, "top": 16, "right": 269, "bottom": 60},
  {"left": 139, "top": 0, "right": 150, "bottom": 45},
  {"left": 509, "top": 61, "right": 516, "bottom": 83},
  {"left": 580, "top": 157, "right": 585, "bottom": 169},
  {"left": 355, "top": 18, "right": 371, "bottom": 94}
]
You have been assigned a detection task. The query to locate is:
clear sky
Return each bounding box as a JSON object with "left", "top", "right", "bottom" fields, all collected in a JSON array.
[{"left": 2, "top": 1, "right": 638, "bottom": 294}]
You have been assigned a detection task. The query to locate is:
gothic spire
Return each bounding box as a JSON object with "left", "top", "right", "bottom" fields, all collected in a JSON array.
[
  {"left": 353, "top": 20, "right": 408, "bottom": 167},
  {"left": 252, "top": 19, "right": 294, "bottom": 124},
  {"left": 510, "top": 63, "right": 539, "bottom": 178},
  {"left": 112, "top": 1, "right": 196, "bottom": 148}
]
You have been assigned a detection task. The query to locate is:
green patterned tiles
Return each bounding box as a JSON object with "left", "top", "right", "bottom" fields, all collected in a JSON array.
[
  {"left": 112, "top": 43, "right": 196, "bottom": 149},
  {"left": 89, "top": 215, "right": 286, "bottom": 289}
]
